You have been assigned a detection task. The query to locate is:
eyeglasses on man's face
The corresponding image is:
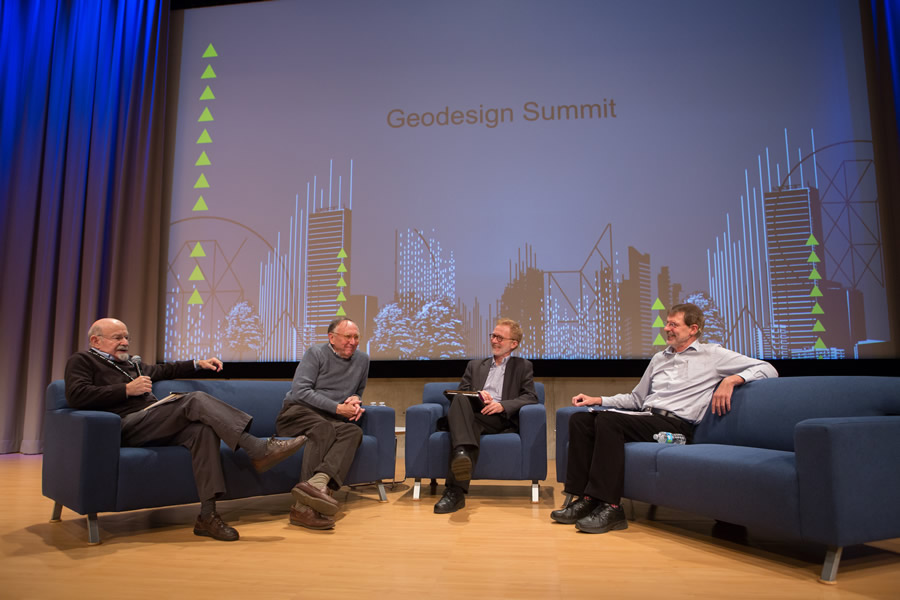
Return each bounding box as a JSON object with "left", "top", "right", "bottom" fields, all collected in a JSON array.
[
  {"left": 331, "top": 332, "right": 360, "bottom": 342},
  {"left": 99, "top": 334, "right": 130, "bottom": 342},
  {"left": 490, "top": 333, "right": 514, "bottom": 342}
]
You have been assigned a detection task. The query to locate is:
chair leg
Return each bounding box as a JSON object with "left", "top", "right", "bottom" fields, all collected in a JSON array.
[
  {"left": 376, "top": 482, "right": 388, "bottom": 502},
  {"left": 87, "top": 514, "right": 101, "bottom": 545},
  {"left": 413, "top": 478, "right": 422, "bottom": 500},
  {"left": 819, "top": 546, "right": 842, "bottom": 584},
  {"left": 531, "top": 480, "right": 539, "bottom": 503},
  {"left": 647, "top": 504, "right": 658, "bottom": 521},
  {"left": 50, "top": 502, "right": 63, "bottom": 522},
  {"left": 429, "top": 478, "right": 438, "bottom": 495}
]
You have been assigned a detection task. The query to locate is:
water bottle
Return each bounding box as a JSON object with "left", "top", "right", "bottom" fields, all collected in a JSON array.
[{"left": 653, "top": 431, "right": 686, "bottom": 445}]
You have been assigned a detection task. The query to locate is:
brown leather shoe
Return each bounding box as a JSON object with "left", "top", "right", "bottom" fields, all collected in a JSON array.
[
  {"left": 193, "top": 512, "right": 239, "bottom": 541},
  {"left": 291, "top": 481, "right": 339, "bottom": 516},
  {"left": 251, "top": 435, "right": 308, "bottom": 473},
  {"left": 289, "top": 504, "right": 335, "bottom": 530}
]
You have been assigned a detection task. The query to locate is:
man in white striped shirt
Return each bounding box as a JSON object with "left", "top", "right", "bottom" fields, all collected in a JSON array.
[{"left": 551, "top": 303, "right": 777, "bottom": 533}]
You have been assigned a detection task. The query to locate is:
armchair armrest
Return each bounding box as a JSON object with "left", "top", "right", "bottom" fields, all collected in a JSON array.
[
  {"left": 555, "top": 406, "right": 590, "bottom": 483},
  {"left": 404, "top": 403, "right": 443, "bottom": 477},
  {"left": 359, "top": 405, "right": 396, "bottom": 479},
  {"left": 41, "top": 408, "right": 122, "bottom": 515},
  {"left": 795, "top": 416, "right": 900, "bottom": 547},
  {"left": 518, "top": 403, "right": 547, "bottom": 479}
]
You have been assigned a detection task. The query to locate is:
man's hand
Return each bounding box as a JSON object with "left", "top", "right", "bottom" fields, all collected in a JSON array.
[
  {"left": 480, "top": 393, "right": 505, "bottom": 415},
  {"left": 572, "top": 393, "right": 601, "bottom": 407},
  {"left": 711, "top": 375, "right": 744, "bottom": 416},
  {"left": 336, "top": 395, "right": 365, "bottom": 421},
  {"left": 196, "top": 357, "right": 223, "bottom": 372},
  {"left": 125, "top": 375, "right": 153, "bottom": 396}
]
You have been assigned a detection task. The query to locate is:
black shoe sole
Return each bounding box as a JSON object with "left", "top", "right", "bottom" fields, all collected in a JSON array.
[
  {"left": 575, "top": 518, "right": 629, "bottom": 534},
  {"left": 193, "top": 527, "right": 239, "bottom": 541}
]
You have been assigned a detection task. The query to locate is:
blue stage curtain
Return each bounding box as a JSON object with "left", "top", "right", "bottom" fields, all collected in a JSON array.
[{"left": 0, "top": 0, "right": 168, "bottom": 453}]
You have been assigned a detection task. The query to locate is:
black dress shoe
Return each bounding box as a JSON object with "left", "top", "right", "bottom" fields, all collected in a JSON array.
[
  {"left": 292, "top": 481, "right": 339, "bottom": 516},
  {"left": 449, "top": 447, "right": 473, "bottom": 482},
  {"left": 433, "top": 488, "right": 466, "bottom": 514},
  {"left": 193, "top": 512, "right": 240, "bottom": 541},
  {"left": 251, "top": 435, "right": 308, "bottom": 473},
  {"left": 550, "top": 496, "right": 600, "bottom": 524},
  {"left": 289, "top": 504, "right": 335, "bottom": 530},
  {"left": 575, "top": 503, "right": 628, "bottom": 534}
]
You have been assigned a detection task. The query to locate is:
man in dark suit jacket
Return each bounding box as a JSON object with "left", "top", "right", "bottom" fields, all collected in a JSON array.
[
  {"left": 64, "top": 318, "right": 307, "bottom": 541},
  {"left": 434, "top": 318, "right": 538, "bottom": 514}
]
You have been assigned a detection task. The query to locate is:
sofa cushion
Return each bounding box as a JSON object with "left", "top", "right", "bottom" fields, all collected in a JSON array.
[{"left": 694, "top": 376, "right": 900, "bottom": 451}]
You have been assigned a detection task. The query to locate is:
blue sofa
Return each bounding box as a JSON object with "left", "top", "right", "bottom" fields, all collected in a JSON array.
[
  {"left": 406, "top": 382, "right": 547, "bottom": 501},
  {"left": 555, "top": 376, "right": 900, "bottom": 583},
  {"left": 42, "top": 379, "right": 396, "bottom": 544}
]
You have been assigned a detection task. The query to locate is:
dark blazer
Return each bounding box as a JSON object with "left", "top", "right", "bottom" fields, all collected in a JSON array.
[
  {"left": 457, "top": 355, "right": 538, "bottom": 426},
  {"left": 65, "top": 350, "right": 195, "bottom": 417}
]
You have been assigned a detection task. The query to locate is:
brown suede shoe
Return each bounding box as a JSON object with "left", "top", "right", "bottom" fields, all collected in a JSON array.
[
  {"left": 289, "top": 504, "right": 335, "bottom": 530},
  {"left": 251, "top": 435, "right": 308, "bottom": 473},
  {"left": 291, "top": 481, "right": 339, "bottom": 516},
  {"left": 193, "top": 512, "right": 239, "bottom": 541}
]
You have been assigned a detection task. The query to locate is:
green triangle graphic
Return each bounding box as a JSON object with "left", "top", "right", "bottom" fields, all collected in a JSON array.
[
  {"left": 812, "top": 320, "right": 826, "bottom": 332},
  {"left": 336, "top": 291, "right": 347, "bottom": 302},
  {"left": 200, "top": 85, "right": 215, "bottom": 100},
  {"left": 201, "top": 65, "right": 217, "bottom": 79},
  {"left": 807, "top": 250, "right": 820, "bottom": 263},
  {"left": 196, "top": 129, "right": 212, "bottom": 144},
  {"left": 806, "top": 234, "right": 819, "bottom": 246},
  {"left": 198, "top": 107, "right": 213, "bottom": 122},
  {"left": 811, "top": 302, "right": 824, "bottom": 315},
  {"left": 813, "top": 337, "right": 827, "bottom": 349},
  {"left": 337, "top": 249, "right": 348, "bottom": 259},
  {"left": 188, "top": 289, "right": 204, "bottom": 305},
  {"left": 202, "top": 44, "right": 218, "bottom": 58},
  {"left": 336, "top": 276, "right": 347, "bottom": 288},
  {"left": 651, "top": 315, "right": 664, "bottom": 327},
  {"left": 193, "top": 196, "right": 209, "bottom": 211},
  {"left": 337, "top": 263, "right": 347, "bottom": 273},
  {"left": 195, "top": 151, "right": 211, "bottom": 166},
  {"left": 652, "top": 333, "right": 666, "bottom": 346},
  {"left": 189, "top": 266, "right": 205, "bottom": 281},
  {"left": 335, "top": 306, "right": 347, "bottom": 317},
  {"left": 194, "top": 173, "right": 210, "bottom": 189},
  {"left": 190, "top": 242, "right": 206, "bottom": 258},
  {"left": 809, "top": 285, "right": 823, "bottom": 297},
  {"left": 808, "top": 267, "right": 821, "bottom": 280},
  {"left": 651, "top": 298, "right": 665, "bottom": 310}
]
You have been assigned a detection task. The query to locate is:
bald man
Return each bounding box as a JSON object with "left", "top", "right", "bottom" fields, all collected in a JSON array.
[{"left": 64, "top": 318, "right": 308, "bottom": 541}]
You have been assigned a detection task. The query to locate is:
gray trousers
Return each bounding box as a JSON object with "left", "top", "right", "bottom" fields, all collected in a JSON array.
[
  {"left": 275, "top": 403, "right": 362, "bottom": 490},
  {"left": 120, "top": 392, "right": 252, "bottom": 502}
]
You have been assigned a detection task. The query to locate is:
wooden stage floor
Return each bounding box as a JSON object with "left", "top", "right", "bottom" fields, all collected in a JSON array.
[{"left": 2, "top": 454, "right": 898, "bottom": 599}]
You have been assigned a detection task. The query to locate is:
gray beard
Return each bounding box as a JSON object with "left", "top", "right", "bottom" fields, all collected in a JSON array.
[{"left": 115, "top": 351, "right": 130, "bottom": 362}]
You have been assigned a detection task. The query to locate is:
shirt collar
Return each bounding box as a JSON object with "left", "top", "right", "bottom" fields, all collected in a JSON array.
[{"left": 664, "top": 340, "right": 701, "bottom": 355}]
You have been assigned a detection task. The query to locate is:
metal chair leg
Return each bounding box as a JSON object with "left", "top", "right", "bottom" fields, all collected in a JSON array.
[
  {"left": 819, "top": 546, "right": 842, "bottom": 584},
  {"left": 50, "top": 502, "right": 63, "bottom": 522},
  {"left": 87, "top": 514, "right": 101, "bottom": 545}
]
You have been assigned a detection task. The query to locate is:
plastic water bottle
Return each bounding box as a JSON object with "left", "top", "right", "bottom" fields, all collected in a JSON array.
[{"left": 653, "top": 431, "right": 687, "bottom": 445}]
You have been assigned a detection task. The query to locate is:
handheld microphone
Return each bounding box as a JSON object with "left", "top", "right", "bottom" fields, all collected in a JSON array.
[{"left": 130, "top": 356, "right": 149, "bottom": 396}]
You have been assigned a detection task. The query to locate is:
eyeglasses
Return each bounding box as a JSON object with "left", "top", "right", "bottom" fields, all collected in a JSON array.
[
  {"left": 99, "top": 334, "right": 130, "bottom": 341},
  {"left": 490, "top": 333, "right": 515, "bottom": 342},
  {"left": 331, "top": 332, "right": 360, "bottom": 342}
]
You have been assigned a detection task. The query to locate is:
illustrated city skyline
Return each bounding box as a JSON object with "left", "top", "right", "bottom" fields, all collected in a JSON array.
[{"left": 163, "top": 129, "right": 888, "bottom": 364}]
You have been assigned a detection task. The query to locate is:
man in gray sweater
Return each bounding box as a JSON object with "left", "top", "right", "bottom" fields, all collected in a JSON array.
[{"left": 276, "top": 317, "right": 370, "bottom": 530}]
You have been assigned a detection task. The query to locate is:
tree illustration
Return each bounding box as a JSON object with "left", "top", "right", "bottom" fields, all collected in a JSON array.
[
  {"left": 412, "top": 298, "right": 466, "bottom": 358},
  {"left": 682, "top": 291, "right": 726, "bottom": 345},
  {"left": 223, "top": 301, "right": 263, "bottom": 360},
  {"left": 371, "top": 302, "right": 417, "bottom": 359}
]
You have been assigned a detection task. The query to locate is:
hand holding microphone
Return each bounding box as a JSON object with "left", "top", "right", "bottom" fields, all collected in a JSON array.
[{"left": 127, "top": 355, "right": 151, "bottom": 396}]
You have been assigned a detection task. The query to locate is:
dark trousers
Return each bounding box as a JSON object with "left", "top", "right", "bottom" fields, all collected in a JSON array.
[
  {"left": 445, "top": 393, "right": 513, "bottom": 494},
  {"left": 120, "top": 392, "right": 252, "bottom": 502},
  {"left": 276, "top": 403, "right": 363, "bottom": 490},
  {"left": 565, "top": 410, "right": 694, "bottom": 504}
]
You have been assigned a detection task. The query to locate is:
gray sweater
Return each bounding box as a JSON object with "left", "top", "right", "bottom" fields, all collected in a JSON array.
[{"left": 282, "top": 342, "right": 369, "bottom": 415}]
